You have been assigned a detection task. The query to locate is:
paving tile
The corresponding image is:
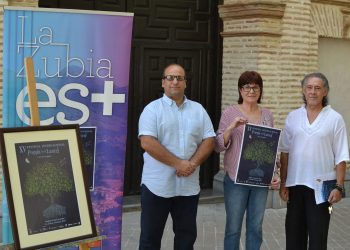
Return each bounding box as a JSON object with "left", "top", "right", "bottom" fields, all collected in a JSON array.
[{"left": 122, "top": 198, "right": 350, "bottom": 249}]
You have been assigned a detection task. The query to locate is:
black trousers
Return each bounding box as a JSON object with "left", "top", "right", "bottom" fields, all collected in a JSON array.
[
  {"left": 139, "top": 184, "right": 200, "bottom": 250},
  {"left": 286, "top": 185, "right": 330, "bottom": 250}
]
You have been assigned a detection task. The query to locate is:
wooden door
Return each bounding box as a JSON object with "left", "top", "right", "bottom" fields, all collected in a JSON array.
[{"left": 39, "top": 0, "right": 222, "bottom": 195}]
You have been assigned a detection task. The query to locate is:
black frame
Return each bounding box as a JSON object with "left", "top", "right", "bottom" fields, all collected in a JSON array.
[{"left": 0, "top": 124, "right": 97, "bottom": 250}]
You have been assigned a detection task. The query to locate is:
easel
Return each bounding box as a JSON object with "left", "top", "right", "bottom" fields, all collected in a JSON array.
[
  {"left": 23, "top": 57, "right": 103, "bottom": 250},
  {"left": 24, "top": 57, "right": 40, "bottom": 126}
]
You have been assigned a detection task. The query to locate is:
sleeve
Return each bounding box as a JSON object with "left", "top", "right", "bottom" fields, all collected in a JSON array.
[
  {"left": 333, "top": 116, "right": 350, "bottom": 164},
  {"left": 138, "top": 103, "right": 158, "bottom": 138},
  {"left": 268, "top": 109, "right": 274, "bottom": 127},
  {"left": 202, "top": 106, "right": 216, "bottom": 139},
  {"left": 215, "top": 109, "right": 231, "bottom": 153},
  {"left": 278, "top": 114, "right": 292, "bottom": 153}
]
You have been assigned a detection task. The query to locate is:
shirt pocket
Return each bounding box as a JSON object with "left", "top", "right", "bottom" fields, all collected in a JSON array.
[{"left": 185, "top": 118, "right": 202, "bottom": 143}]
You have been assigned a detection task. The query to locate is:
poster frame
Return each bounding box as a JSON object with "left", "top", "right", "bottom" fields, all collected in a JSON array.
[{"left": 0, "top": 124, "right": 97, "bottom": 250}]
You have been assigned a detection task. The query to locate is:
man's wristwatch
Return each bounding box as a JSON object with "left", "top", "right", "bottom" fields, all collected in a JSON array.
[{"left": 334, "top": 183, "right": 344, "bottom": 194}]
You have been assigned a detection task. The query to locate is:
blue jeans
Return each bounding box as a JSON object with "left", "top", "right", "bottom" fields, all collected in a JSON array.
[
  {"left": 139, "top": 184, "right": 199, "bottom": 250},
  {"left": 224, "top": 174, "right": 268, "bottom": 250}
]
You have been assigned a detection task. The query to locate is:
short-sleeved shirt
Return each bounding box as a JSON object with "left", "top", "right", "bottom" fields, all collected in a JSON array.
[
  {"left": 215, "top": 105, "right": 274, "bottom": 181},
  {"left": 279, "top": 105, "right": 349, "bottom": 189},
  {"left": 138, "top": 94, "right": 215, "bottom": 197}
]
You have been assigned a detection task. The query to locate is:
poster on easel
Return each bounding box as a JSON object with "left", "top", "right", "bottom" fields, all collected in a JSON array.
[
  {"left": 0, "top": 125, "right": 97, "bottom": 249},
  {"left": 2, "top": 6, "right": 134, "bottom": 249}
]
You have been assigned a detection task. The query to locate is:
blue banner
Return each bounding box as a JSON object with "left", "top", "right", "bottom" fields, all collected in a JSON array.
[{"left": 2, "top": 7, "right": 133, "bottom": 249}]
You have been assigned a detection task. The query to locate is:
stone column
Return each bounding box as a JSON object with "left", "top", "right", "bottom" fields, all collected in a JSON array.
[{"left": 214, "top": 0, "right": 286, "bottom": 208}]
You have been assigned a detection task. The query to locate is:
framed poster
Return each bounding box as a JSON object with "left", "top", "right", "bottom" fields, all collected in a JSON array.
[
  {"left": 235, "top": 123, "right": 281, "bottom": 187},
  {"left": 0, "top": 124, "right": 97, "bottom": 249}
]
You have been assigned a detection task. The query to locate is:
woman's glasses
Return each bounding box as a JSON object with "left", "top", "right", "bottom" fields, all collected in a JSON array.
[{"left": 241, "top": 85, "right": 260, "bottom": 92}]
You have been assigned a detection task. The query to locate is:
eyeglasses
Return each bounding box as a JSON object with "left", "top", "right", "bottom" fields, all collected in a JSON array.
[
  {"left": 241, "top": 85, "right": 260, "bottom": 92},
  {"left": 163, "top": 75, "right": 186, "bottom": 81}
]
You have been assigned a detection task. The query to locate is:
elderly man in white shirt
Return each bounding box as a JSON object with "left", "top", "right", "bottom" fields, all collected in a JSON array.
[
  {"left": 279, "top": 72, "right": 349, "bottom": 250},
  {"left": 138, "top": 63, "right": 215, "bottom": 250}
]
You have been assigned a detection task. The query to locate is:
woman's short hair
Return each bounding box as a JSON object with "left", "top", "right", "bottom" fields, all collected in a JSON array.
[{"left": 237, "top": 71, "right": 263, "bottom": 104}]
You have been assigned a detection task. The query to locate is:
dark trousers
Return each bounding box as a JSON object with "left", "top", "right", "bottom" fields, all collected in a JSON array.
[
  {"left": 286, "top": 185, "right": 330, "bottom": 250},
  {"left": 139, "top": 184, "right": 200, "bottom": 250}
]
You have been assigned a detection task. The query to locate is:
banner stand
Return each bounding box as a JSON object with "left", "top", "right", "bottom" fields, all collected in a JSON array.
[
  {"left": 1, "top": 58, "right": 103, "bottom": 250},
  {"left": 2, "top": 8, "right": 133, "bottom": 248}
]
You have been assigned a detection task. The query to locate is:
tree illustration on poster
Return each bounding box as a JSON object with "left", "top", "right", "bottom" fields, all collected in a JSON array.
[
  {"left": 235, "top": 123, "right": 281, "bottom": 186},
  {"left": 243, "top": 140, "right": 275, "bottom": 178},
  {"left": 24, "top": 162, "right": 74, "bottom": 220},
  {"left": 82, "top": 149, "right": 93, "bottom": 167},
  {"left": 16, "top": 140, "right": 82, "bottom": 236}
]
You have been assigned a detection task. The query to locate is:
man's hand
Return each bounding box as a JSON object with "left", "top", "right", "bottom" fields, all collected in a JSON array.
[
  {"left": 279, "top": 184, "right": 289, "bottom": 202},
  {"left": 175, "top": 160, "right": 196, "bottom": 177},
  {"left": 328, "top": 189, "right": 343, "bottom": 204}
]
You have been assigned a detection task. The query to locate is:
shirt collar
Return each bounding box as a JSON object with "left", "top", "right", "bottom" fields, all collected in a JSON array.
[
  {"left": 302, "top": 104, "right": 330, "bottom": 111},
  {"left": 162, "top": 94, "right": 188, "bottom": 107}
]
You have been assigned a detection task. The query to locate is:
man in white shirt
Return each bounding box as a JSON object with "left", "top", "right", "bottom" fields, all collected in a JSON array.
[
  {"left": 279, "top": 72, "right": 349, "bottom": 250},
  {"left": 138, "top": 63, "right": 215, "bottom": 250}
]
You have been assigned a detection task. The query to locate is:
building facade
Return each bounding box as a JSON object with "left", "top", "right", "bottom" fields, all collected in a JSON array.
[
  {"left": 0, "top": 0, "right": 349, "bottom": 201},
  {"left": 220, "top": 0, "right": 350, "bottom": 132}
]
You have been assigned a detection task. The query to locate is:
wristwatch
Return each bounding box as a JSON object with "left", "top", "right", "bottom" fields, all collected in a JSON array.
[{"left": 334, "top": 183, "right": 344, "bottom": 194}]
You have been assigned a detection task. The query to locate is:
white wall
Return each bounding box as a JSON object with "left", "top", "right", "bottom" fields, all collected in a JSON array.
[{"left": 318, "top": 38, "right": 350, "bottom": 147}]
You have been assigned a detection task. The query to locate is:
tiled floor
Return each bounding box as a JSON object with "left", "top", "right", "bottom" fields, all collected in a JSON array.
[{"left": 122, "top": 198, "right": 350, "bottom": 250}]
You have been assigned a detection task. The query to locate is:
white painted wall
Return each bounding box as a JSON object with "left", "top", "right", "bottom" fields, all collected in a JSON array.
[{"left": 319, "top": 38, "right": 350, "bottom": 147}]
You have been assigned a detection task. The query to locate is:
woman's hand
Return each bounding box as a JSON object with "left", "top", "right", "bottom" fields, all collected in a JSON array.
[
  {"left": 270, "top": 177, "right": 280, "bottom": 190},
  {"left": 227, "top": 116, "right": 247, "bottom": 131},
  {"left": 223, "top": 117, "right": 247, "bottom": 146}
]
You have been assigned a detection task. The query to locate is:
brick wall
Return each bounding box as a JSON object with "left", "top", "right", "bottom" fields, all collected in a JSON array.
[{"left": 218, "top": 0, "right": 350, "bottom": 169}]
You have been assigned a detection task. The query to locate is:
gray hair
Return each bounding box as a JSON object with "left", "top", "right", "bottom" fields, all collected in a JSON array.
[{"left": 301, "top": 72, "right": 329, "bottom": 107}]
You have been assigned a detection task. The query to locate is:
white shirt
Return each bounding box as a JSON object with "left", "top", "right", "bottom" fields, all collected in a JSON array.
[
  {"left": 279, "top": 105, "right": 349, "bottom": 189},
  {"left": 138, "top": 94, "right": 215, "bottom": 197}
]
